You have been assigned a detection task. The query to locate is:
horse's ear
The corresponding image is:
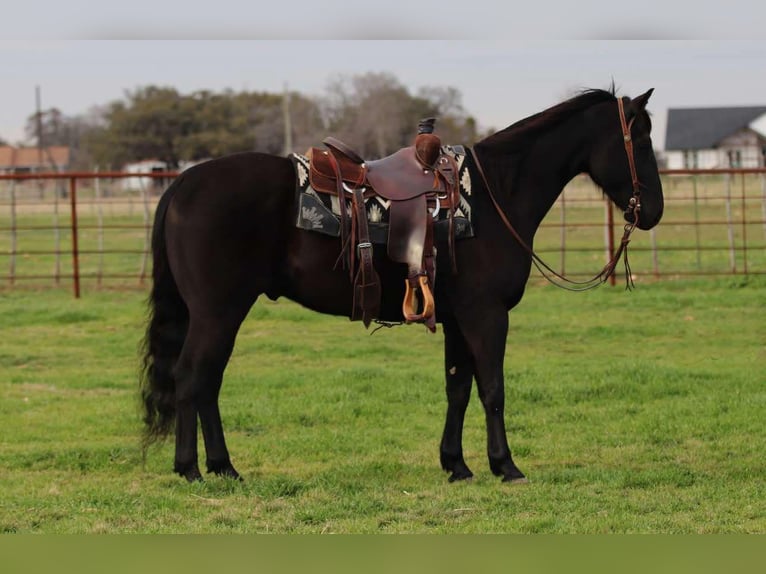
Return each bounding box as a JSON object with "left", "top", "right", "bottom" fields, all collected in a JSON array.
[{"left": 631, "top": 88, "right": 654, "bottom": 112}]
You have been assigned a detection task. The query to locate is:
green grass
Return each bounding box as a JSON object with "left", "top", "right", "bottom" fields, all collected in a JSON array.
[{"left": 0, "top": 277, "right": 764, "bottom": 533}]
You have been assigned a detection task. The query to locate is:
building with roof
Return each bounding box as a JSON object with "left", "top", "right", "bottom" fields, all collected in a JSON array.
[
  {"left": 0, "top": 145, "right": 71, "bottom": 174},
  {"left": 121, "top": 159, "right": 170, "bottom": 192},
  {"left": 664, "top": 106, "right": 766, "bottom": 169},
  {"left": 121, "top": 158, "right": 202, "bottom": 193}
]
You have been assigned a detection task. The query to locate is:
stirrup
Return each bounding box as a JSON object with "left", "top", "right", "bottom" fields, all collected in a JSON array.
[{"left": 402, "top": 274, "right": 435, "bottom": 323}]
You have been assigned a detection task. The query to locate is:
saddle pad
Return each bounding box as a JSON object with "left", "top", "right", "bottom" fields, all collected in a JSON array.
[{"left": 289, "top": 145, "right": 474, "bottom": 244}]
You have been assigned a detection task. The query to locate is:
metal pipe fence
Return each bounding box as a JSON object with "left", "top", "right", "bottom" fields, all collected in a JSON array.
[{"left": 1, "top": 168, "right": 764, "bottom": 296}]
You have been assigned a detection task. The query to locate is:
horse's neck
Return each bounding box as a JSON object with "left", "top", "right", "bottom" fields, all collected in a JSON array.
[{"left": 477, "top": 115, "right": 591, "bottom": 239}]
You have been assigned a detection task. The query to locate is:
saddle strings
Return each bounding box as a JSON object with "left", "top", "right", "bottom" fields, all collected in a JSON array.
[{"left": 324, "top": 150, "right": 368, "bottom": 279}]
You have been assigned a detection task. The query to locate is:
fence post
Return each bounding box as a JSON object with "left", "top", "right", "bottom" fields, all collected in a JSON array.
[
  {"left": 761, "top": 172, "right": 766, "bottom": 242},
  {"left": 9, "top": 179, "right": 17, "bottom": 285},
  {"left": 69, "top": 177, "right": 81, "bottom": 298},
  {"left": 605, "top": 197, "right": 616, "bottom": 285},
  {"left": 53, "top": 171, "right": 61, "bottom": 285},
  {"left": 725, "top": 173, "right": 736, "bottom": 273},
  {"left": 741, "top": 173, "right": 748, "bottom": 275},
  {"left": 559, "top": 190, "right": 566, "bottom": 275},
  {"left": 692, "top": 174, "right": 701, "bottom": 270},
  {"left": 95, "top": 167, "right": 105, "bottom": 286},
  {"left": 138, "top": 177, "right": 151, "bottom": 285}
]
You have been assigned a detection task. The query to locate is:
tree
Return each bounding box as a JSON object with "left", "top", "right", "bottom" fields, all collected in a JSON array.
[
  {"left": 415, "top": 86, "right": 482, "bottom": 145},
  {"left": 320, "top": 72, "right": 482, "bottom": 159},
  {"left": 83, "top": 86, "right": 307, "bottom": 168},
  {"left": 287, "top": 92, "right": 327, "bottom": 153},
  {"left": 108, "top": 86, "right": 191, "bottom": 168},
  {"left": 74, "top": 75, "right": 481, "bottom": 169},
  {"left": 322, "top": 72, "right": 415, "bottom": 158},
  {"left": 25, "top": 107, "right": 64, "bottom": 146},
  {"left": 22, "top": 106, "right": 107, "bottom": 169}
]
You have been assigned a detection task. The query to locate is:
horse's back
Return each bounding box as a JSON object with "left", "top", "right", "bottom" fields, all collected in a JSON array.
[{"left": 169, "top": 152, "right": 294, "bottom": 213}]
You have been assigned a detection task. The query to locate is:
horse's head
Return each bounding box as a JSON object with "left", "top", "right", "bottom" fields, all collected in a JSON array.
[{"left": 588, "top": 89, "right": 664, "bottom": 230}]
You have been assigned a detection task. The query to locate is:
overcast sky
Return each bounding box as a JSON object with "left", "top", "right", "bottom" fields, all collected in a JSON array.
[{"left": 1, "top": 41, "right": 764, "bottom": 151}]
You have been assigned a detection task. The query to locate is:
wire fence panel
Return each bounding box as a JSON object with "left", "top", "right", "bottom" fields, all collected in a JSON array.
[
  {"left": 0, "top": 169, "right": 764, "bottom": 296},
  {"left": 0, "top": 172, "right": 173, "bottom": 296},
  {"left": 536, "top": 168, "right": 766, "bottom": 281}
]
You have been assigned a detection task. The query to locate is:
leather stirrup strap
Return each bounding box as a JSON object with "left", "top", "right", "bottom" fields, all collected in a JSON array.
[
  {"left": 324, "top": 149, "right": 351, "bottom": 277},
  {"left": 423, "top": 212, "right": 436, "bottom": 332},
  {"left": 351, "top": 187, "right": 380, "bottom": 326},
  {"left": 436, "top": 153, "right": 460, "bottom": 274}
]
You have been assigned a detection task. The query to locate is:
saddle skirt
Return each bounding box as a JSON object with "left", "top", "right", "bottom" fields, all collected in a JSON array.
[{"left": 290, "top": 145, "right": 474, "bottom": 242}]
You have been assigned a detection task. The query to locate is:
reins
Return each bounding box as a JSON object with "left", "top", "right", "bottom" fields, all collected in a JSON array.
[{"left": 471, "top": 96, "right": 643, "bottom": 291}]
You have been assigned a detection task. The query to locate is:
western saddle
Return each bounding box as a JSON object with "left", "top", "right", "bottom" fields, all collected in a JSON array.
[{"left": 307, "top": 118, "right": 460, "bottom": 332}]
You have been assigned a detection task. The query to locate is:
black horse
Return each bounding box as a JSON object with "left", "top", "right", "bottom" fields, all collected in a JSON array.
[{"left": 140, "top": 87, "right": 664, "bottom": 483}]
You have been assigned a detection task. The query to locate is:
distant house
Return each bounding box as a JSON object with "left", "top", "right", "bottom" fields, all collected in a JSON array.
[
  {"left": 121, "top": 159, "right": 171, "bottom": 192},
  {"left": 121, "top": 159, "right": 202, "bottom": 192},
  {"left": 665, "top": 106, "right": 766, "bottom": 169},
  {"left": 0, "top": 145, "right": 71, "bottom": 174}
]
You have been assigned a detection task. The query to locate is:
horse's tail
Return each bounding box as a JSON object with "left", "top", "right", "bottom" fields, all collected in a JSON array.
[{"left": 139, "top": 175, "right": 188, "bottom": 453}]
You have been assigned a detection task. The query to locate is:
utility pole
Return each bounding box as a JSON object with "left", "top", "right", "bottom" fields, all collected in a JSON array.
[
  {"left": 36, "top": 86, "right": 44, "bottom": 163},
  {"left": 36, "top": 86, "right": 62, "bottom": 283},
  {"left": 36, "top": 86, "right": 45, "bottom": 199},
  {"left": 282, "top": 83, "right": 293, "bottom": 156}
]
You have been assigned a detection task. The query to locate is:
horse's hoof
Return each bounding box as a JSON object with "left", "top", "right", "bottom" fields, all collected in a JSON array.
[
  {"left": 215, "top": 467, "right": 243, "bottom": 481},
  {"left": 448, "top": 469, "right": 474, "bottom": 483},
  {"left": 175, "top": 461, "right": 204, "bottom": 482},
  {"left": 502, "top": 475, "right": 528, "bottom": 484},
  {"left": 208, "top": 460, "right": 243, "bottom": 481},
  {"left": 490, "top": 457, "right": 527, "bottom": 481},
  {"left": 449, "top": 473, "right": 473, "bottom": 483},
  {"left": 441, "top": 453, "right": 474, "bottom": 483},
  {"left": 183, "top": 468, "right": 204, "bottom": 483}
]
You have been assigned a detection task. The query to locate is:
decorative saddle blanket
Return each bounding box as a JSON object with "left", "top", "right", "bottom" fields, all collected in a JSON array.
[{"left": 290, "top": 145, "right": 475, "bottom": 244}]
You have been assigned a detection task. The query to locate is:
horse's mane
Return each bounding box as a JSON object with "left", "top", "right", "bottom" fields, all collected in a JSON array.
[{"left": 477, "top": 87, "right": 618, "bottom": 153}]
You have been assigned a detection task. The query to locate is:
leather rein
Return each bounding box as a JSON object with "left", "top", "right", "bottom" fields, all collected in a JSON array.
[{"left": 471, "top": 96, "right": 643, "bottom": 291}]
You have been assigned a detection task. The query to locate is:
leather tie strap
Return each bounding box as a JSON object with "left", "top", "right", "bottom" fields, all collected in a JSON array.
[
  {"left": 324, "top": 148, "right": 368, "bottom": 280},
  {"left": 324, "top": 149, "right": 351, "bottom": 276}
]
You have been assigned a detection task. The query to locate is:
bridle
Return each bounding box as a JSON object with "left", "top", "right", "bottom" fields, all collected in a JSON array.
[{"left": 471, "top": 96, "right": 644, "bottom": 291}]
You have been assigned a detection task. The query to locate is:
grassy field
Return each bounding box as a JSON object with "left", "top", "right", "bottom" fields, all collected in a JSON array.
[{"left": 0, "top": 276, "right": 763, "bottom": 533}]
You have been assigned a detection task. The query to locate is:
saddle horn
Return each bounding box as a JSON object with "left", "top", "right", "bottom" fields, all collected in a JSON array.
[{"left": 415, "top": 118, "right": 441, "bottom": 168}]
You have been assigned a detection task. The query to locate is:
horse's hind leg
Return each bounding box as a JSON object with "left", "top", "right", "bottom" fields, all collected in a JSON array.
[
  {"left": 173, "top": 311, "right": 245, "bottom": 481},
  {"left": 440, "top": 317, "right": 475, "bottom": 482}
]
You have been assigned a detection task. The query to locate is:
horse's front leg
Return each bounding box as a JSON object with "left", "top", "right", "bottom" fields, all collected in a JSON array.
[
  {"left": 457, "top": 306, "right": 526, "bottom": 482},
  {"left": 439, "top": 317, "right": 475, "bottom": 482}
]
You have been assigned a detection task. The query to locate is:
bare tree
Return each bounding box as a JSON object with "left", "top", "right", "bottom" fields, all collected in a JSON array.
[
  {"left": 321, "top": 72, "right": 482, "bottom": 157},
  {"left": 288, "top": 93, "right": 327, "bottom": 153},
  {"left": 322, "top": 72, "right": 418, "bottom": 158}
]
